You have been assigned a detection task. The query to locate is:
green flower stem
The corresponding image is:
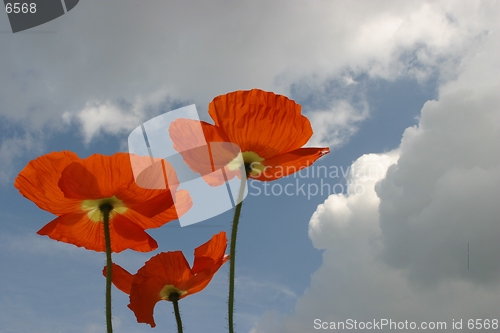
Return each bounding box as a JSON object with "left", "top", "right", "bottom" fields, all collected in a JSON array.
[
  {"left": 101, "top": 204, "right": 113, "bottom": 333},
  {"left": 228, "top": 176, "right": 247, "bottom": 333},
  {"left": 170, "top": 293, "right": 184, "bottom": 333}
]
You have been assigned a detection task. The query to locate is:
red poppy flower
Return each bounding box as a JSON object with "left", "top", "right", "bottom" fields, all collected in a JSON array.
[
  {"left": 103, "top": 231, "right": 229, "bottom": 327},
  {"left": 14, "top": 151, "right": 192, "bottom": 252},
  {"left": 169, "top": 89, "right": 330, "bottom": 183}
]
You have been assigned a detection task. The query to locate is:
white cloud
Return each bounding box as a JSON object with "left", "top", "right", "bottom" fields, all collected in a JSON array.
[
  {"left": 250, "top": 1, "right": 500, "bottom": 332},
  {"left": 0, "top": 0, "right": 488, "bottom": 151},
  {"left": 308, "top": 151, "right": 399, "bottom": 248},
  {"left": 376, "top": 11, "right": 500, "bottom": 287},
  {"left": 306, "top": 99, "right": 370, "bottom": 148},
  {"left": 75, "top": 102, "right": 133, "bottom": 144}
]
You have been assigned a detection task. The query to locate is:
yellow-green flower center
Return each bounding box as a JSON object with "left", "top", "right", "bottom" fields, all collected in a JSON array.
[
  {"left": 224, "top": 150, "right": 266, "bottom": 177},
  {"left": 159, "top": 284, "right": 188, "bottom": 301},
  {"left": 242, "top": 151, "right": 265, "bottom": 176},
  {"left": 225, "top": 151, "right": 265, "bottom": 177},
  {"left": 81, "top": 196, "right": 127, "bottom": 222}
]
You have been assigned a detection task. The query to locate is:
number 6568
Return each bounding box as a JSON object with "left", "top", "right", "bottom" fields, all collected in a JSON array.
[{"left": 5, "top": 3, "right": 37, "bottom": 14}]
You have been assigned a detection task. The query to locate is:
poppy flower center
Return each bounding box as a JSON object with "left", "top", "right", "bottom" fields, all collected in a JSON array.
[
  {"left": 242, "top": 151, "right": 265, "bottom": 177},
  {"left": 159, "top": 284, "right": 188, "bottom": 301},
  {"left": 81, "top": 196, "right": 127, "bottom": 222}
]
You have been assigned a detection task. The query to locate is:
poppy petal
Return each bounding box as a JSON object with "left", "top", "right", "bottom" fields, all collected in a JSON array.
[
  {"left": 117, "top": 158, "right": 185, "bottom": 212},
  {"left": 254, "top": 147, "right": 331, "bottom": 181},
  {"left": 14, "top": 151, "right": 82, "bottom": 215},
  {"left": 37, "top": 212, "right": 157, "bottom": 253},
  {"left": 121, "top": 189, "right": 192, "bottom": 229},
  {"left": 177, "top": 269, "right": 214, "bottom": 297},
  {"left": 169, "top": 119, "right": 244, "bottom": 186},
  {"left": 131, "top": 158, "right": 181, "bottom": 192},
  {"left": 74, "top": 153, "right": 167, "bottom": 199},
  {"left": 178, "top": 254, "right": 228, "bottom": 296},
  {"left": 192, "top": 231, "right": 227, "bottom": 274},
  {"left": 125, "top": 190, "right": 175, "bottom": 218},
  {"left": 179, "top": 234, "right": 228, "bottom": 296},
  {"left": 58, "top": 162, "right": 103, "bottom": 199},
  {"left": 169, "top": 119, "right": 230, "bottom": 176},
  {"left": 128, "top": 277, "right": 163, "bottom": 328},
  {"left": 117, "top": 233, "right": 229, "bottom": 327},
  {"left": 169, "top": 118, "right": 229, "bottom": 152},
  {"left": 129, "top": 252, "right": 193, "bottom": 327},
  {"left": 102, "top": 263, "right": 133, "bottom": 295},
  {"left": 111, "top": 214, "right": 158, "bottom": 252},
  {"left": 208, "top": 89, "right": 313, "bottom": 158},
  {"left": 70, "top": 153, "right": 134, "bottom": 198},
  {"left": 73, "top": 154, "right": 184, "bottom": 217},
  {"left": 135, "top": 251, "right": 193, "bottom": 286},
  {"left": 37, "top": 212, "right": 103, "bottom": 251}
]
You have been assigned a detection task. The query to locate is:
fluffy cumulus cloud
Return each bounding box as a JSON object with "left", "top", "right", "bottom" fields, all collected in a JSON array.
[
  {"left": 0, "top": 0, "right": 491, "bottom": 180},
  {"left": 308, "top": 151, "right": 399, "bottom": 248},
  {"left": 250, "top": 2, "right": 500, "bottom": 332},
  {"left": 376, "top": 18, "right": 500, "bottom": 287}
]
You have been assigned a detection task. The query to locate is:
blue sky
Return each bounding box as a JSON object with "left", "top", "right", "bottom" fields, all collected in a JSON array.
[{"left": 1, "top": 1, "right": 499, "bottom": 333}]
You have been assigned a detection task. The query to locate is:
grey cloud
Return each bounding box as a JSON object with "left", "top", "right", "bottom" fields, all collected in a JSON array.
[
  {"left": 1, "top": 0, "right": 479, "bottom": 141},
  {"left": 250, "top": 1, "right": 500, "bottom": 331},
  {"left": 377, "top": 31, "right": 500, "bottom": 286}
]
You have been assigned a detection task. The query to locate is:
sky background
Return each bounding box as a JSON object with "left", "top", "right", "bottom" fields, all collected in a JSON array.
[{"left": 1, "top": 1, "right": 499, "bottom": 332}]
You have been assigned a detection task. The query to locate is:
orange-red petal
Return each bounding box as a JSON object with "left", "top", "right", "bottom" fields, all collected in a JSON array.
[
  {"left": 58, "top": 154, "right": 185, "bottom": 221},
  {"left": 208, "top": 89, "right": 313, "bottom": 158},
  {"left": 253, "top": 147, "right": 331, "bottom": 181},
  {"left": 169, "top": 119, "right": 245, "bottom": 186},
  {"left": 107, "top": 232, "right": 228, "bottom": 327},
  {"left": 14, "top": 151, "right": 82, "bottom": 215},
  {"left": 169, "top": 118, "right": 229, "bottom": 151},
  {"left": 111, "top": 214, "right": 158, "bottom": 252},
  {"left": 177, "top": 269, "right": 214, "bottom": 296},
  {"left": 131, "top": 158, "right": 181, "bottom": 192},
  {"left": 121, "top": 189, "right": 192, "bottom": 230},
  {"left": 17, "top": 151, "right": 192, "bottom": 254},
  {"left": 182, "top": 233, "right": 228, "bottom": 295},
  {"left": 169, "top": 119, "right": 231, "bottom": 175},
  {"left": 128, "top": 275, "right": 164, "bottom": 328},
  {"left": 70, "top": 153, "right": 136, "bottom": 198},
  {"left": 58, "top": 162, "right": 104, "bottom": 199},
  {"left": 136, "top": 251, "right": 193, "bottom": 286},
  {"left": 192, "top": 231, "right": 228, "bottom": 274},
  {"left": 103, "top": 263, "right": 134, "bottom": 295},
  {"left": 124, "top": 190, "right": 175, "bottom": 218},
  {"left": 72, "top": 153, "right": 176, "bottom": 201},
  {"left": 37, "top": 212, "right": 157, "bottom": 253},
  {"left": 129, "top": 252, "right": 193, "bottom": 327}
]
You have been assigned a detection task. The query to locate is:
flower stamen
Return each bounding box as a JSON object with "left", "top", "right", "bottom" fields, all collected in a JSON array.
[
  {"left": 82, "top": 196, "right": 127, "bottom": 222},
  {"left": 159, "top": 285, "right": 188, "bottom": 301},
  {"left": 242, "top": 151, "right": 265, "bottom": 177}
]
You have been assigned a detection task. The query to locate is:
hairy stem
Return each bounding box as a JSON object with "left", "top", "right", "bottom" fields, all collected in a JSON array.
[
  {"left": 101, "top": 203, "right": 113, "bottom": 333},
  {"left": 170, "top": 293, "right": 184, "bottom": 333},
  {"left": 228, "top": 176, "right": 247, "bottom": 333}
]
